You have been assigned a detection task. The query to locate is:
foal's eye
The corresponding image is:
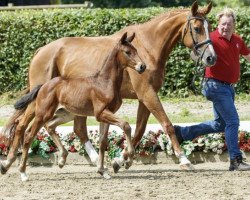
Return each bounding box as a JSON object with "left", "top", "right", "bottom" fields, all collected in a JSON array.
[
  {"left": 125, "top": 51, "right": 131, "bottom": 56},
  {"left": 194, "top": 27, "right": 201, "bottom": 33}
]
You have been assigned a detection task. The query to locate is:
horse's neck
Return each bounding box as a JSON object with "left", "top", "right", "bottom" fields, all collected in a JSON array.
[{"left": 136, "top": 11, "right": 188, "bottom": 67}]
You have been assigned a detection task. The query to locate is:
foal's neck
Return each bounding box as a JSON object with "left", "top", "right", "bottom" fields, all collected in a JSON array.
[{"left": 98, "top": 46, "right": 122, "bottom": 82}]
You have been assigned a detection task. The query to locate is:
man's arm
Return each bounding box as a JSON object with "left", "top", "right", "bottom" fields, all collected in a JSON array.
[{"left": 243, "top": 53, "right": 250, "bottom": 62}]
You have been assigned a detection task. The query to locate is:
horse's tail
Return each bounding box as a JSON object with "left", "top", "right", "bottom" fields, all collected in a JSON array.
[
  {"left": 14, "top": 85, "right": 42, "bottom": 110},
  {"left": 0, "top": 85, "right": 42, "bottom": 146}
]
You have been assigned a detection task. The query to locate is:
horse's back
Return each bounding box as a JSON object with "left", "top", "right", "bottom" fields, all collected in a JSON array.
[{"left": 28, "top": 36, "right": 117, "bottom": 89}]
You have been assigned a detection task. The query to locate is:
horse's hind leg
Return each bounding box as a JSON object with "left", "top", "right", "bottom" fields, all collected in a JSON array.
[
  {"left": 0, "top": 103, "right": 35, "bottom": 174},
  {"left": 74, "top": 116, "right": 99, "bottom": 165}
]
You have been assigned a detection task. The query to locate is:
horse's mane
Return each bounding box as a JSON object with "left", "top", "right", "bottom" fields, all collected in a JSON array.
[{"left": 141, "top": 8, "right": 190, "bottom": 27}]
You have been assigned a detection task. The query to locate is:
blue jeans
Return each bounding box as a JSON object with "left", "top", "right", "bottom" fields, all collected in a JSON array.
[{"left": 179, "top": 78, "right": 241, "bottom": 160}]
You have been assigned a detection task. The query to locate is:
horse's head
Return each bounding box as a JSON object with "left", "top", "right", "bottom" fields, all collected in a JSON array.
[
  {"left": 182, "top": 1, "right": 216, "bottom": 66},
  {"left": 117, "top": 32, "right": 146, "bottom": 74}
]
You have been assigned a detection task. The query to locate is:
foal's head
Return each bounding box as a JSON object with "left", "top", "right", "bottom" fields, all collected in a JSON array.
[
  {"left": 116, "top": 32, "right": 146, "bottom": 74},
  {"left": 182, "top": 1, "right": 216, "bottom": 66}
]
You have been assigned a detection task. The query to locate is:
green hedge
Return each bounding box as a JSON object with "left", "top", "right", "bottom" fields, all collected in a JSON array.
[{"left": 0, "top": 7, "right": 249, "bottom": 97}]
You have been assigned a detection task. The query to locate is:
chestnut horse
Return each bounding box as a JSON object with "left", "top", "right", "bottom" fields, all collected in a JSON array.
[
  {"left": 0, "top": 1, "right": 216, "bottom": 174},
  {"left": 14, "top": 32, "right": 146, "bottom": 181}
]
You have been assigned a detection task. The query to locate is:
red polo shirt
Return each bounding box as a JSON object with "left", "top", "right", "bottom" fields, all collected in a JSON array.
[{"left": 205, "top": 29, "right": 250, "bottom": 83}]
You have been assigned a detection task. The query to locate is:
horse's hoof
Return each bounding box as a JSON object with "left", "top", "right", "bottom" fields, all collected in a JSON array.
[
  {"left": 0, "top": 161, "right": 8, "bottom": 175},
  {"left": 20, "top": 172, "right": 29, "bottom": 182},
  {"left": 112, "top": 160, "right": 121, "bottom": 174},
  {"left": 180, "top": 163, "right": 195, "bottom": 171}
]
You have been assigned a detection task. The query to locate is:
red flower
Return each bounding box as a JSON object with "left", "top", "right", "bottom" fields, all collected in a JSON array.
[{"left": 69, "top": 146, "right": 77, "bottom": 152}]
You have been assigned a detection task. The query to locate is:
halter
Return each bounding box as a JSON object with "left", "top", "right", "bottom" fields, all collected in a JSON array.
[{"left": 182, "top": 15, "right": 212, "bottom": 60}]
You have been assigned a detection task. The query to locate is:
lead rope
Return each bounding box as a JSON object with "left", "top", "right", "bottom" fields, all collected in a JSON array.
[{"left": 191, "top": 56, "right": 206, "bottom": 95}]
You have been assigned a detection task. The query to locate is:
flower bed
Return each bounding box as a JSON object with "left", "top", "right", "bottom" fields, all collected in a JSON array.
[{"left": 0, "top": 129, "right": 250, "bottom": 159}]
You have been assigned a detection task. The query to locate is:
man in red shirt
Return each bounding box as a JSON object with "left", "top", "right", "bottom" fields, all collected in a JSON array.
[{"left": 174, "top": 8, "right": 250, "bottom": 171}]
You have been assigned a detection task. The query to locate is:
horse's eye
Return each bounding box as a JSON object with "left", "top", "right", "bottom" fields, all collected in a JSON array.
[{"left": 194, "top": 27, "right": 201, "bottom": 33}]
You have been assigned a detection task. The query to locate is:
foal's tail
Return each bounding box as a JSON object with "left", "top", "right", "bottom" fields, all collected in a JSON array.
[
  {"left": 0, "top": 85, "right": 42, "bottom": 146},
  {"left": 14, "top": 85, "right": 42, "bottom": 110}
]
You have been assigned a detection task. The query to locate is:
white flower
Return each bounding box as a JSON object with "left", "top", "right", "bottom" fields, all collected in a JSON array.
[{"left": 74, "top": 141, "right": 82, "bottom": 152}]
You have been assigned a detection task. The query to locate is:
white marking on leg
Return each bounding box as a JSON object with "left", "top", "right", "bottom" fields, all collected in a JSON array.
[
  {"left": 20, "top": 172, "right": 29, "bottom": 182},
  {"left": 175, "top": 151, "right": 191, "bottom": 165},
  {"left": 84, "top": 140, "right": 99, "bottom": 164}
]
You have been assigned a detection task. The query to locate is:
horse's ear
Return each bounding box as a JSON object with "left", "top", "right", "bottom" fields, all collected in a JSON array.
[
  {"left": 191, "top": 1, "right": 198, "bottom": 16},
  {"left": 202, "top": 2, "right": 213, "bottom": 15},
  {"left": 120, "top": 32, "right": 128, "bottom": 44},
  {"left": 126, "top": 32, "right": 135, "bottom": 43}
]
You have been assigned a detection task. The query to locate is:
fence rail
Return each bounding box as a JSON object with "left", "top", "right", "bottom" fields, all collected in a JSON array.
[{"left": 0, "top": 2, "right": 93, "bottom": 11}]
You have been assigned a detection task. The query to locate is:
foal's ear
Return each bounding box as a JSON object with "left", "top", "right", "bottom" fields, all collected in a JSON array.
[
  {"left": 191, "top": 1, "right": 198, "bottom": 16},
  {"left": 126, "top": 32, "right": 135, "bottom": 43},
  {"left": 202, "top": 2, "right": 212, "bottom": 15},
  {"left": 120, "top": 32, "right": 128, "bottom": 44}
]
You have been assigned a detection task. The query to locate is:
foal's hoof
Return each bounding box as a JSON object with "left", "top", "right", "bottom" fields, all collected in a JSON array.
[
  {"left": 0, "top": 161, "right": 8, "bottom": 175},
  {"left": 58, "top": 158, "right": 66, "bottom": 168},
  {"left": 180, "top": 163, "right": 195, "bottom": 171},
  {"left": 97, "top": 169, "right": 111, "bottom": 180},
  {"left": 112, "top": 160, "right": 121, "bottom": 174},
  {"left": 58, "top": 151, "right": 68, "bottom": 168},
  {"left": 124, "top": 161, "right": 133, "bottom": 170}
]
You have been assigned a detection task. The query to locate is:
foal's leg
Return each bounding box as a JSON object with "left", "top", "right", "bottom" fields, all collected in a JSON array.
[
  {"left": 97, "top": 122, "right": 111, "bottom": 179},
  {"left": 97, "top": 109, "right": 135, "bottom": 170},
  {"left": 0, "top": 102, "right": 35, "bottom": 174},
  {"left": 19, "top": 117, "right": 45, "bottom": 181},
  {"left": 44, "top": 109, "right": 75, "bottom": 168},
  {"left": 111, "top": 102, "right": 150, "bottom": 173},
  {"left": 45, "top": 125, "right": 68, "bottom": 168},
  {"left": 19, "top": 103, "right": 58, "bottom": 181}
]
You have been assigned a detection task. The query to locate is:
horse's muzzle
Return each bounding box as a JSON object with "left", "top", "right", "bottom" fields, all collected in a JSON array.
[
  {"left": 136, "top": 63, "right": 146, "bottom": 74},
  {"left": 205, "top": 54, "right": 217, "bottom": 66}
]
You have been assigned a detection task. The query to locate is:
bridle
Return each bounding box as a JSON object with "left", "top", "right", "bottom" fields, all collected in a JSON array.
[
  {"left": 182, "top": 15, "right": 213, "bottom": 95},
  {"left": 182, "top": 15, "right": 212, "bottom": 61}
]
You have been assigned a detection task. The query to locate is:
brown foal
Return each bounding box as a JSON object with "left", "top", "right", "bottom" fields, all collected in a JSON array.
[{"left": 16, "top": 32, "right": 146, "bottom": 181}]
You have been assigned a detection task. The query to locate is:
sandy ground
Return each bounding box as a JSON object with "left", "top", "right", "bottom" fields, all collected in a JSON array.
[
  {"left": 1, "top": 101, "right": 250, "bottom": 200},
  {"left": 1, "top": 162, "right": 250, "bottom": 200}
]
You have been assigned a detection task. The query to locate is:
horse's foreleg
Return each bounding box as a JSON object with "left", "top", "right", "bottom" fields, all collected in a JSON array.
[
  {"left": 97, "top": 122, "right": 111, "bottom": 179},
  {"left": 0, "top": 104, "right": 35, "bottom": 174},
  {"left": 138, "top": 89, "right": 193, "bottom": 170},
  {"left": 74, "top": 116, "right": 99, "bottom": 165},
  {"left": 133, "top": 102, "right": 151, "bottom": 148}
]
